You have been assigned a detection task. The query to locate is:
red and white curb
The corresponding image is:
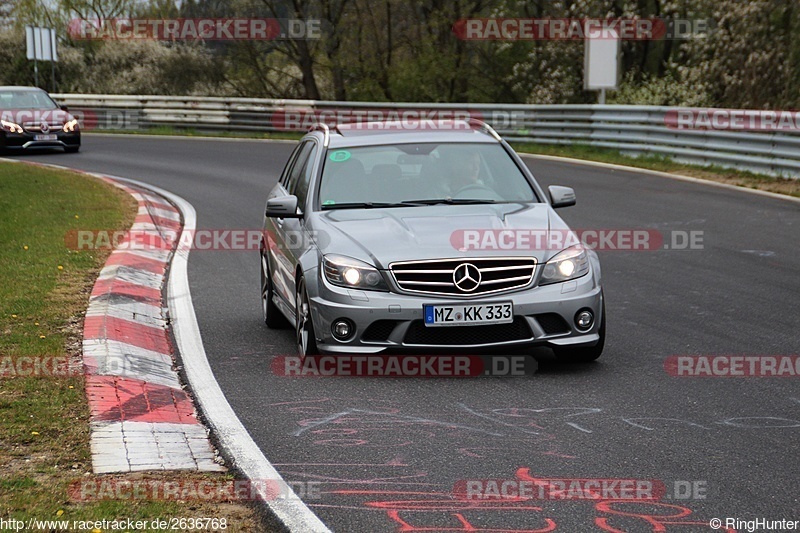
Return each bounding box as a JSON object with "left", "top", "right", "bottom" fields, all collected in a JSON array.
[
  {"left": 123, "top": 177, "right": 331, "bottom": 532},
  {"left": 83, "top": 178, "right": 224, "bottom": 474}
]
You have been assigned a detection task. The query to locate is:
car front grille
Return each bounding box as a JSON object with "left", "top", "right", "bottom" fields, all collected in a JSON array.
[
  {"left": 403, "top": 318, "right": 533, "bottom": 346},
  {"left": 389, "top": 257, "right": 536, "bottom": 297},
  {"left": 22, "top": 123, "right": 61, "bottom": 133}
]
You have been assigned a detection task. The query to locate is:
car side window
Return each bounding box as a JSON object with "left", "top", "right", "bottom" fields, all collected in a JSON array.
[
  {"left": 292, "top": 144, "right": 318, "bottom": 208},
  {"left": 286, "top": 142, "right": 314, "bottom": 193},
  {"left": 279, "top": 142, "right": 306, "bottom": 189}
]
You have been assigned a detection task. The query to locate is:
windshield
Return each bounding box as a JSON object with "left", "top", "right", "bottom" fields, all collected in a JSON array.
[
  {"left": 0, "top": 89, "right": 58, "bottom": 110},
  {"left": 318, "top": 143, "right": 537, "bottom": 208}
]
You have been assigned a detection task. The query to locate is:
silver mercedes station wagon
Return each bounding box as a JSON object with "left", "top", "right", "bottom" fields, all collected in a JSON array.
[{"left": 260, "top": 120, "right": 605, "bottom": 361}]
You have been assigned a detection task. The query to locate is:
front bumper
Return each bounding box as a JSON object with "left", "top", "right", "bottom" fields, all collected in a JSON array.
[
  {"left": 1, "top": 131, "right": 80, "bottom": 151},
  {"left": 306, "top": 266, "right": 603, "bottom": 354}
]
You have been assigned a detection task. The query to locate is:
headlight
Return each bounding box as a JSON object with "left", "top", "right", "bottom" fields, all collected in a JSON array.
[
  {"left": 539, "top": 246, "right": 589, "bottom": 285},
  {"left": 1, "top": 119, "right": 23, "bottom": 134},
  {"left": 63, "top": 119, "right": 79, "bottom": 132},
  {"left": 323, "top": 254, "right": 389, "bottom": 291}
]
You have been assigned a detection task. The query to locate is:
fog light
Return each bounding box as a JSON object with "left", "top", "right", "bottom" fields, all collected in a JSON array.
[
  {"left": 331, "top": 319, "right": 354, "bottom": 341},
  {"left": 575, "top": 310, "right": 594, "bottom": 330}
]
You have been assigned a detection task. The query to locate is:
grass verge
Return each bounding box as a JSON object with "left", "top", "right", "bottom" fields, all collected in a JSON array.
[
  {"left": 0, "top": 161, "right": 259, "bottom": 531},
  {"left": 511, "top": 142, "right": 800, "bottom": 199}
]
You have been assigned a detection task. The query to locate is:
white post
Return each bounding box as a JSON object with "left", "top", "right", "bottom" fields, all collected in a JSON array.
[{"left": 50, "top": 29, "right": 57, "bottom": 92}]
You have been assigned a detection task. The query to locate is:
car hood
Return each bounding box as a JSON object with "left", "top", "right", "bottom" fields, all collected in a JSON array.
[{"left": 310, "top": 203, "right": 573, "bottom": 268}]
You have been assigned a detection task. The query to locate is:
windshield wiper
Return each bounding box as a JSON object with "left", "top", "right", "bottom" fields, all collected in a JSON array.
[
  {"left": 400, "top": 198, "right": 498, "bottom": 205},
  {"left": 321, "top": 201, "right": 423, "bottom": 210}
]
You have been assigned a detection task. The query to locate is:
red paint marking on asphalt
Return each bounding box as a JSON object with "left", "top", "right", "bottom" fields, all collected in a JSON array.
[
  {"left": 332, "top": 490, "right": 442, "bottom": 496},
  {"left": 594, "top": 500, "right": 735, "bottom": 532}
]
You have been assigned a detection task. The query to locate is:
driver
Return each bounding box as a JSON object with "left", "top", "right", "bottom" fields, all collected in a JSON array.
[{"left": 448, "top": 151, "right": 483, "bottom": 195}]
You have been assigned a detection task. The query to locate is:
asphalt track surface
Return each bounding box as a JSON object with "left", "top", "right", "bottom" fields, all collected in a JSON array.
[{"left": 13, "top": 135, "right": 799, "bottom": 532}]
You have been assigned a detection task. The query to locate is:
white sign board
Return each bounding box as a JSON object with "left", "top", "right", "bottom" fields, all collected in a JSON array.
[
  {"left": 26, "top": 26, "right": 58, "bottom": 62},
  {"left": 584, "top": 26, "right": 618, "bottom": 90}
]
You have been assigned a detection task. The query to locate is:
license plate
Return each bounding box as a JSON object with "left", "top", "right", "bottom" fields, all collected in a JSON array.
[
  {"left": 34, "top": 134, "right": 57, "bottom": 141},
  {"left": 423, "top": 302, "right": 513, "bottom": 327}
]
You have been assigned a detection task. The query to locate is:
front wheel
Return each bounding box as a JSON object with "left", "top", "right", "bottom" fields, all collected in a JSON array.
[
  {"left": 553, "top": 302, "right": 605, "bottom": 363},
  {"left": 295, "top": 276, "right": 319, "bottom": 356}
]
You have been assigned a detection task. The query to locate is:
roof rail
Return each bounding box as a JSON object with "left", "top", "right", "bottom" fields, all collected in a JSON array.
[
  {"left": 467, "top": 118, "right": 502, "bottom": 141},
  {"left": 308, "top": 122, "right": 330, "bottom": 147}
]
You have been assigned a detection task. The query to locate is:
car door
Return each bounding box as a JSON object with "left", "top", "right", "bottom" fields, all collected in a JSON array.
[
  {"left": 270, "top": 140, "right": 317, "bottom": 307},
  {"left": 281, "top": 140, "right": 319, "bottom": 314},
  {"left": 266, "top": 141, "right": 308, "bottom": 307}
]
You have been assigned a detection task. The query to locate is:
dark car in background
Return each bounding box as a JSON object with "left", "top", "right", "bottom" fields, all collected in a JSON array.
[{"left": 0, "top": 86, "right": 80, "bottom": 154}]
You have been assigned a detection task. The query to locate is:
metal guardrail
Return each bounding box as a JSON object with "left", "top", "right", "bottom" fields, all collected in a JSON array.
[{"left": 51, "top": 93, "right": 800, "bottom": 178}]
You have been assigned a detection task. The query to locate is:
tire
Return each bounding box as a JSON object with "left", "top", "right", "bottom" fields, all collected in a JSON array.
[
  {"left": 260, "top": 250, "right": 288, "bottom": 328},
  {"left": 295, "top": 276, "right": 319, "bottom": 356},
  {"left": 553, "top": 301, "right": 605, "bottom": 363},
  {"left": 64, "top": 145, "right": 80, "bottom": 153}
]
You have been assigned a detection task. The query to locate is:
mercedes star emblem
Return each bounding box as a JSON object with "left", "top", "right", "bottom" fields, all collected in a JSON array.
[{"left": 453, "top": 263, "right": 481, "bottom": 292}]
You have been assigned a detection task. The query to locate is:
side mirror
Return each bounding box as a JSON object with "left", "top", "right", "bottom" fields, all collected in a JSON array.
[
  {"left": 59, "top": 104, "right": 69, "bottom": 111},
  {"left": 265, "top": 195, "right": 302, "bottom": 218},
  {"left": 548, "top": 185, "right": 576, "bottom": 208}
]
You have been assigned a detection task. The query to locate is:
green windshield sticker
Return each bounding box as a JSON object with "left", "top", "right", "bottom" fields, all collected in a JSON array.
[
  {"left": 329, "top": 150, "right": 351, "bottom": 162},
  {"left": 323, "top": 199, "right": 336, "bottom": 205}
]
